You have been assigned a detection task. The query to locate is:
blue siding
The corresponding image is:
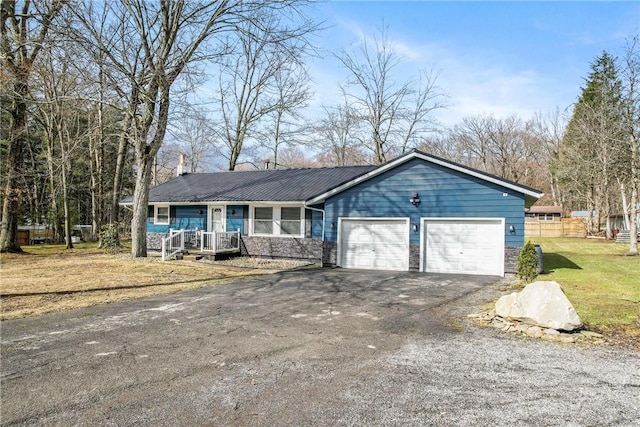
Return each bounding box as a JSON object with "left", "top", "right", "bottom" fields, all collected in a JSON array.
[
  {"left": 324, "top": 158, "right": 525, "bottom": 246},
  {"left": 311, "top": 208, "right": 324, "bottom": 239},
  {"left": 147, "top": 205, "right": 207, "bottom": 233},
  {"left": 226, "top": 205, "right": 245, "bottom": 234}
]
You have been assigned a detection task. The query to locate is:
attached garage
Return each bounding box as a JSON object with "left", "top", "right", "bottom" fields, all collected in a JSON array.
[
  {"left": 338, "top": 218, "right": 410, "bottom": 271},
  {"left": 421, "top": 218, "right": 504, "bottom": 276}
]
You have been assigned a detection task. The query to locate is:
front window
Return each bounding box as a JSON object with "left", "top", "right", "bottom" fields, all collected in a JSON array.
[
  {"left": 280, "top": 207, "right": 301, "bottom": 235},
  {"left": 254, "top": 207, "right": 273, "bottom": 234},
  {"left": 251, "top": 206, "right": 303, "bottom": 236},
  {"left": 155, "top": 205, "right": 170, "bottom": 225}
]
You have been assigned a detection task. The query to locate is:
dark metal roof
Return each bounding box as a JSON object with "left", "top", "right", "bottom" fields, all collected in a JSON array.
[{"left": 121, "top": 166, "right": 377, "bottom": 204}]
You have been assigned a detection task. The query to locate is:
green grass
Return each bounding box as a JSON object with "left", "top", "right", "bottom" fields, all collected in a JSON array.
[
  {"left": 529, "top": 238, "right": 640, "bottom": 335},
  {"left": 17, "top": 241, "right": 99, "bottom": 252}
]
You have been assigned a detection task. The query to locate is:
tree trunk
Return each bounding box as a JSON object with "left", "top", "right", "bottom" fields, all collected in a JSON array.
[
  {"left": 0, "top": 80, "right": 27, "bottom": 253},
  {"left": 130, "top": 158, "right": 154, "bottom": 257},
  {"left": 130, "top": 85, "right": 171, "bottom": 257},
  {"left": 629, "top": 136, "right": 639, "bottom": 256},
  {"left": 629, "top": 183, "right": 638, "bottom": 256},
  {"left": 618, "top": 179, "right": 631, "bottom": 230},
  {"left": 110, "top": 114, "right": 131, "bottom": 224},
  {"left": 61, "top": 157, "right": 73, "bottom": 250},
  {"left": 229, "top": 138, "right": 242, "bottom": 171}
]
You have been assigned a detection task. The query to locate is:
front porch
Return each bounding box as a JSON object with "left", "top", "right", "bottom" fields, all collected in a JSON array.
[{"left": 161, "top": 229, "right": 241, "bottom": 261}]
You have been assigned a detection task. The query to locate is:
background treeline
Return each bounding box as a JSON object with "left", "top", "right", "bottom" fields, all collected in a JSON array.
[{"left": 1, "top": 1, "right": 638, "bottom": 256}]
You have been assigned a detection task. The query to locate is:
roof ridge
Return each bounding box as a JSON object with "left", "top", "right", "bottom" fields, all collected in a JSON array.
[{"left": 184, "top": 164, "right": 377, "bottom": 175}]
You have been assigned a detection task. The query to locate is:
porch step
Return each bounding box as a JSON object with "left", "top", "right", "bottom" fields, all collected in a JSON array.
[
  {"left": 199, "top": 252, "right": 241, "bottom": 261},
  {"left": 173, "top": 253, "right": 203, "bottom": 261}
]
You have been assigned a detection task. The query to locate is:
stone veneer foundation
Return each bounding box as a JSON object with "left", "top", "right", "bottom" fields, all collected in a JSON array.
[
  {"left": 147, "top": 232, "right": 519, "bottom": 274},
  {"left": 240, "top": 236, "right": 322, "bottom": 263}
]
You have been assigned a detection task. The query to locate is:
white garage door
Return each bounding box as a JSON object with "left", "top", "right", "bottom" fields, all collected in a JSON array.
[
  {"left": 422, "top": 218, "right": 504, "bottom": 276},
  {"left": 339, "top": 219, "right": 409, "bottom": 271}
]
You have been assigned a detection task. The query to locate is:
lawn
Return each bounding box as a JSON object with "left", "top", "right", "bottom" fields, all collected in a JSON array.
[
  {"left": 0, "top": 242, "right": 277, "bottom": 320},
  {"left": 529, "top": 237, "right": 640, "bottom": 343}
]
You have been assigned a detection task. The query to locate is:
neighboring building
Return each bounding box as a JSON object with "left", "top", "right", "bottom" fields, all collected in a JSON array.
[
  {"left": 609, "top": 208, "right": 640, "bottom": 231},
  {"left": 121, "top": 150, "right": 543, "bottom": 276},
  {"left": 525, "top": 206, "right": 562, "bottom": 222}
]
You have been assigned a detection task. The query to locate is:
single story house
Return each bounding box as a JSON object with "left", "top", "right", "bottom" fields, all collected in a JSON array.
[
  {"left": 609, "top": 208, "right": 640, "bottom": 231},
  {"left": 525, "top": 205, "right": 562, "bottom": 222},
  {"left": 121, "top": 150, "right": 543, "bottom": 276}
]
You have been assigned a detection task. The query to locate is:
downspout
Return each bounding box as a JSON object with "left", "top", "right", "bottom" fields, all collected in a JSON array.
[{"left": 305, "top": 204, "right": 325, "bottom": 267}]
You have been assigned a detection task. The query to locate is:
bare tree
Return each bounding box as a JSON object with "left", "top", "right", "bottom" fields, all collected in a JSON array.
[
  {"left": 33, "top": 44, "right": 92, "bottom": 249},
  {"left": 449, "top": 116, "right": 492, "bottom": 170},
  {"left": 620, "top": 37, "right": 640, "bottom": 255},
  {"left": 277, "top": 146, "right": 317, "bottom": 169},
  {"left": 314, "top": 99, "right": 367, "bottom": 166},
  {"left": 167, "top": 106, "right": 218, "bottom": 173},
  {"left": 74, "top": 0, "right": 317, "bottom": 257},
  {"left": 0, "top": 0, "right": 68, "bottom": 253},
  {"left": 215, "top": 13, "right": 315, "bottom": 170},
  {"left": 336, "top": 26, "right": 446, "bottom": 163},
  {"left": 261, "top": 63, "right": 312, "bottom": 169},
  {"left": 527, "top": 109, "right": 567, "bottom": 207},
  {"left": 449, "top": 115, "right": 531, "bottom": 183}
]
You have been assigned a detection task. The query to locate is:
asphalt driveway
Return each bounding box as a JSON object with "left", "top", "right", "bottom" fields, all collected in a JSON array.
[{"left": 1, "top": 268, "right": 638, "bottom": 426}]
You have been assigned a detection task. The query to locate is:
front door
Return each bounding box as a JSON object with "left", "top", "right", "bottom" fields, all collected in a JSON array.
[{"left": 210, "top": 207, "right": 225, "bottom": 232}]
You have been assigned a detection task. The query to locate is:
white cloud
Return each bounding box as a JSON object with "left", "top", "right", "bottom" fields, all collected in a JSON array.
[{"left": 306, "top": 16, "right": 576, "bottom": 129}]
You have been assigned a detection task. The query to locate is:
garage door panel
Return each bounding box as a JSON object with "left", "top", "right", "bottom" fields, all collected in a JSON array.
[
  {"left": 340, "top": 219, "right": 409, "bottom": 271},
  {"left": 423, "top": 219, "right": 503, "bottom": 276}
]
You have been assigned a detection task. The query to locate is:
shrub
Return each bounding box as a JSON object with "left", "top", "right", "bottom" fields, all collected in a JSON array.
[
  {"left": 517, "top": 241, "right": 538, "bottom": 283},
  {"left": 99, "top": 223, "right": 121, "bottom": 254}
]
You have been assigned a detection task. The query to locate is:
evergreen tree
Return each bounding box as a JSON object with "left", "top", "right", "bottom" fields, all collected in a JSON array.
[{"left": 555, "top": 51, "right": 626, "bottom": 238}]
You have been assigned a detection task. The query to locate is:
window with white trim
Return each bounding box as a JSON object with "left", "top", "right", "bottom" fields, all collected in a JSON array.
[
  {"left": 251, "top": 206, "right": 303, "bottom": 237},
  {"left": 280, "top": 207, "right": 302, "bottom": 235},
  {"left": 155, "top": 205, "right": 170, "bottom": 225},
  {"left": 254, "top": 207, "right": 273, "bottom": 234}
]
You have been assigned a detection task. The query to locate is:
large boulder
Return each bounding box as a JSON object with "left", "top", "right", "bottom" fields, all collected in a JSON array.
[{"left": 495, "top": 281, "right": 582, "bottom": 331}]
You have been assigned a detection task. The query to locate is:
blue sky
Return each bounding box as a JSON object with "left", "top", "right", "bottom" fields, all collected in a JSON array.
[{"left": 307, "top": 1, "right": 640, "bottom": 126}]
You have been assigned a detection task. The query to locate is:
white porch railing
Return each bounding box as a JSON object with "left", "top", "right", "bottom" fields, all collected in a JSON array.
[
  {"left": 161, "top": 229, "right": 185, "bottom": 261},
  {"left": 161, "top": 228, "right": 241, "bottom": 261},
  {"left": 200, "top": 229, "right": 241, "bottom": 253}
]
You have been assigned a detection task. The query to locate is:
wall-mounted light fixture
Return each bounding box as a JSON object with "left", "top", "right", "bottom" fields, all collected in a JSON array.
[
  {"left": 330, "top": 222, "right": 335, "bottom": 230},
  {"left": 410, "top": 192, "right": 421, "bottom": 206},
  {"left": 199, "top": 209, "right": 204, "bottom": 215},
  {"left": 231, "top": 209, "right": 236, "bottom": 215},
  {"left": 412, "top": 223, "right": 419, "bottom": 232},
  {"left": 509, "top": 224, "right": 515, "bottom": 234}
]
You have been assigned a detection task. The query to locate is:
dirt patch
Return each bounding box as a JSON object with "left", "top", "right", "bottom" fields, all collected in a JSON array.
[
  {"left": 203, "top": 256, "right": 317, "bottom": 270},
  {"left": 0, "top": 248, "right": 279, "bottom": 320}
]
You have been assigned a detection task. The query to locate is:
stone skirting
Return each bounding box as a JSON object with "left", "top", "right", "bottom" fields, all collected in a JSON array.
[
  {"left": 147, "top": 232, "right": 167, "bottom": 251},
  {"left": 505, "top": 246, "right": 520, "bottom": 273},
  {"left": 409, "top": 244, "right": 420, "bottom": 270},
  {"left": 240, "top": 236, "right": 322, "bottom": 262},
  {"left": 322, "top": 241, "right": 337, "bottom": 266},
  {"left": 150, "top": 231, "right": 518, "bottom": 275}
]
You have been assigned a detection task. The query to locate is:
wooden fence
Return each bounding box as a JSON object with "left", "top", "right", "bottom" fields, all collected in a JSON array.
[{"left": 524, "top": 218, "right": 586, "bottom": 238}]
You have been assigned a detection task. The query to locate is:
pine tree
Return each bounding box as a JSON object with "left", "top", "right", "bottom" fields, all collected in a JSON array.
[{"left": 556, "top": 52, "right": 625, "bottom": 238}]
